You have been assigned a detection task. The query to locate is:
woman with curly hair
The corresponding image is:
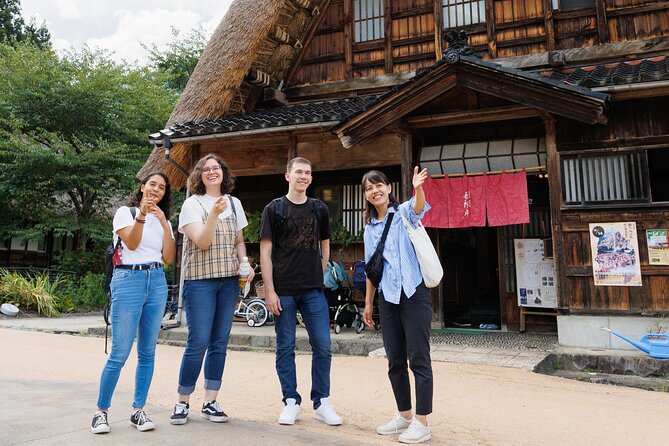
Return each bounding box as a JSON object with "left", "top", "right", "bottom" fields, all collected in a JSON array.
[
  {"left": 91, "top": 172, "right": 175, "bottom": 434},
  {"left": 170, "top": 153, "right": 252, "bottom": 425}
]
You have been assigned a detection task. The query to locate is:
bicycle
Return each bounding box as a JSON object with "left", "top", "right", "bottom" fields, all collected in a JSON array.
[{"left": 234, "top": 296, "right": 270, "bottom": 327}]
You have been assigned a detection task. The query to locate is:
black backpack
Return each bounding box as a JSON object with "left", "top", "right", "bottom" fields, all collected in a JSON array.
[{"left": 102, "top": 207, "right": 135, "bottom": 353}]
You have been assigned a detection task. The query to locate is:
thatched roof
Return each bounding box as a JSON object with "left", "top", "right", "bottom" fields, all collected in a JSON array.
[{"left": 139, "top": 0, "right": 323, "bottom": 188}]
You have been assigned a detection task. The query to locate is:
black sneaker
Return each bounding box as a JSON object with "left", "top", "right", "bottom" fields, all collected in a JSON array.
[
  {"left": 91, "top": 411, "right": 110, "bottom": 434},
  {"left": 170, "top": 402, "right": 189, "bottom": 425},
  {"left": 130, "top": 409, "right": 156, "bottom": 431},
  {"left": 201, "top": 401, "right": 228, "bottom": 423}
]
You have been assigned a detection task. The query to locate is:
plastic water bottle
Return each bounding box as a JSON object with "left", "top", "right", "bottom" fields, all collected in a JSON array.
[{"left": 238, "top": 256, "right": 251, "bottom": 291}]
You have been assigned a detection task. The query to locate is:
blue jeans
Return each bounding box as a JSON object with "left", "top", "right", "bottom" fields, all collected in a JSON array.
[
  {"left": 178, "top": 277, "right": 238, "bottom": 395},
  {"left": 275, "top": 289, "right": 331, "bottom": 408},
  {"left": 97, "top": 267, "right": 167, "bottom": 410}
]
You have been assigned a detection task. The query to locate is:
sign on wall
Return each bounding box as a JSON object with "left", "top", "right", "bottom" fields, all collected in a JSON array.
[
  {"left": 647, "top": 229, "right": 669, "bottom": 266},
  {"left": 514, "top": 239, "right": 557, "bottom": 309},
  {"left": 589, "top": 222, "right": 642, "bottom": 286}
]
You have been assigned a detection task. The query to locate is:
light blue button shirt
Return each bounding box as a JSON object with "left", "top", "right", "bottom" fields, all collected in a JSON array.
[{"left": 364, "top": 197, "right": 430, "bottom": 304}]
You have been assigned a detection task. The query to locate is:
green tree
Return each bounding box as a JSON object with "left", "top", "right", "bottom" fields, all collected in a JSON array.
[
  {"left": 143, "top": 27, "right": 207, "bottom": 92},
  {"left": 0, "top": 0, "right": 50, "bottom": 48},
  {"left": 0, "top": 42, "right": 175, "bottom": 268}
]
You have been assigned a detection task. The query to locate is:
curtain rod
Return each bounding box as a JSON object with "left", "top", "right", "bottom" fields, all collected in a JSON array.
[{"left": 429, "top": 165, "right": 546, "bottom": 179}]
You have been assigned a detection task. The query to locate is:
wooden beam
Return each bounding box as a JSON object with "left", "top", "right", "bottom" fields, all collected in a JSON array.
[
  {"left": 384, "top": 0, "right": 393, "bottom": 74},
  {"left": 392, "top": 5, "right": 434, "bottom": 19},
  {"left": 606, "top": 2, "right": 669, "bottom": 17},
  {"left": 457, "top": 65, "right": 607, "bottom": 124},
  {"left": 542, "top": 0, "right": 556, "bottom": 51},
  {"left": 400, "top": 134, "right": 413, "bottom": 201},
  {"left": 406, "top": 105, "right": 541, "bottom": 128},
  {"left": 595, "top": 0, "right": 609, "bottom": 44},
  {"left": 343, "top": 0, "right": 352, "bottom": 80},
  {"left": 285, "top": 0, "right": 332, "bottom": 87},
  {"left": 485, "top": 0, "right": 497, "bottom": 58},
  {"left": 285, "top": 71, "right": 415, "bottom": 99},
  {"left": 542, "top": 113, "right": 567, "bottom": 309},
  {"left": 433, "top": 0, "right": 443, "bottom": 60},
  {"left": 495, "top": 17, "right": 545, "bottom": 31},
  {"left": 552, "top": 7, "right": 596, "bottom": 20},
  {"left": 288, "top": 135, "right": 297, "bottom": 161}
]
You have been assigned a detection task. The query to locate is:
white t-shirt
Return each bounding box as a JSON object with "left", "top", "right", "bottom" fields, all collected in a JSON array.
[
  {"left": 178, "top": 194, "right": 248, "bottom": 234},
  {"left": 112, "top": 206, "right": 174, "bottom": 265}
]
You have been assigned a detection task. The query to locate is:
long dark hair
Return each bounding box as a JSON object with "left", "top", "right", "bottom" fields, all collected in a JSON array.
[
  {"left": 187, "top": 153, "right": 235, "bottom": 195},
  {"left": 128, "top": 172, "right": 172, "bottom": 220},
  {"left": 361, "top": 170, "right": 399, "bottom": 225}
]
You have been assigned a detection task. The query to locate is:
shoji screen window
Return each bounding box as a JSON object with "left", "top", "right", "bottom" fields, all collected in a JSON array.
[
  {"left": 442, "top": 0, "right": 486, "bottom": 29},
  {"left": 354, "top": 0, "right": 385, "bottom": 42}
]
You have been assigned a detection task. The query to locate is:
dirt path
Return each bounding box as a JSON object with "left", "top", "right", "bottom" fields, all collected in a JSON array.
[{"left": 2, "top": 328, "right": 668, "bottom": 445}]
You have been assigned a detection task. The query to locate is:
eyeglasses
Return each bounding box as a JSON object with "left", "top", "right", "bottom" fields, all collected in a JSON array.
[{"left": 202, "top": 165, "right": 222, "bottom": 174}]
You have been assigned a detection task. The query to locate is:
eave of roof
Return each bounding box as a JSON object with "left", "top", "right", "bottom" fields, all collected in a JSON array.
[{"left": 331, "top": 52, "right": 611, "bottom": 148}]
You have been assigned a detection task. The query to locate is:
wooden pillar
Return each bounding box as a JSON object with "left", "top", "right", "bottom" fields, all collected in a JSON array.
[
  {"left": 485, "top": 0, "right": 497, "bottom": 58},
  {"left": 400, "top": 134, "right": 412, "bottom": 201},
  {"left": 433, "top": 0, "right": 444, "bottom": 60},
  {"left": 344, "top": 0, "right": 353, "bottom": 79},
  {"left": 384, "top": 0, "right": 393, "bottom": 73},
  {"left": 542, "top": 0, "right": 556, "bottom": 51},
  {"left": 595, "top": 0, "right": 609, "bottom": 44},
  {"left": 542, "top": 113, "right": 566, "bottom": 309},
  {"left": 288, "top": 135, "right": 297, "bottom": 160}
]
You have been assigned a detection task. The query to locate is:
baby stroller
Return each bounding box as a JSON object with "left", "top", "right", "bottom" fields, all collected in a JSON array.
[
  {"left": 352, "top": 259, "right": 380, "bottom": 330},
  {"left": 324, "top": 260, "right": 364, "bottom": 334}
]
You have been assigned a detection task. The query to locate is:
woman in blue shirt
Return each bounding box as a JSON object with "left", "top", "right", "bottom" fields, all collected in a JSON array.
[{"left": 362, "top": 167, "right": 433, "bottom": 445}]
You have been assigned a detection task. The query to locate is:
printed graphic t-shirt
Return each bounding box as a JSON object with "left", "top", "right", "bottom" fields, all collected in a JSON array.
[{"left": 260, "top": 197, "right": 331, "bottom": 295}]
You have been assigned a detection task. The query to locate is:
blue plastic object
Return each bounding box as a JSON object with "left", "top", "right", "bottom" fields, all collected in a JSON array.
[{"left": 600, "top": 327, "right": 669, "bottom": 359}]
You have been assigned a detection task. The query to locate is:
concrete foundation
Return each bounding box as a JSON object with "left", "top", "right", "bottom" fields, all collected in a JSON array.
[{"left": 557, "top": 315, "right": 669, "bottom": 350}]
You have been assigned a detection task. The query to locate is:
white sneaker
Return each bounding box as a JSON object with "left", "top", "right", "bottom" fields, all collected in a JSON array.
[
  {"left": 312, "top": 397, "right": 342, "bottom": 426},
  {"left": 398, "top": 418, "right": 431, "bottom": 444},
  {"left": 278, "top": 398, "right": 300, "bottom": 425},
  {"left": 377, "top": 413, "right": 413, "bottom": 435}
]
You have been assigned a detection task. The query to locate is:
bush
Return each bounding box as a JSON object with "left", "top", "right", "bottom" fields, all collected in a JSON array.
[
  {"left": 0, "top": 269, "right": 61, "bottom": 317},
  {"left": 57, "top": 273, "right": 106, "bottom": 311}
]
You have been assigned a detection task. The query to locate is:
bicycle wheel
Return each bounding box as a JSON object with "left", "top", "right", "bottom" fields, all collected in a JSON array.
[{"left": 246, "top": 300, "right": 268, "bottom": 327}]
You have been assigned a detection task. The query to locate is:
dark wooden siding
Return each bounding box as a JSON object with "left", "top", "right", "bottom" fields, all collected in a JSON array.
[
  {"left": 555, "top": 97, "right": 669, "bottom": 314},
  {"left": 288, "top": 0, "right": 669, "bottom": 88}
]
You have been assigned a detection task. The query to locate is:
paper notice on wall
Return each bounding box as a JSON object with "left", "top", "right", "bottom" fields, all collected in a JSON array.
[
  {"left": 589, "top": 222, "right": 642, "bottom": 287},
  {"left": 514, "top": 239, "right": 556, "bottom": 308},
  {"left": 647, "top": 229, "right": 669, "bottom": 266}
]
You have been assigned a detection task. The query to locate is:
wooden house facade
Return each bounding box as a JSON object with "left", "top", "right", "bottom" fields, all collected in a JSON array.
[{"left": 141, "top": 0, "right": 669, "bottom": 349}]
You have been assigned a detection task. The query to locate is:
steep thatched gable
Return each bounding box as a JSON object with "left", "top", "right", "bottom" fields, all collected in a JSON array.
[{"left": 139, "top": 0, "right": 326, "bottom": 187}]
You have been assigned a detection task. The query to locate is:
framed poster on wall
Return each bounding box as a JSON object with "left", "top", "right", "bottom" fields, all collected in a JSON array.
[
  {"left": 514, "top": 239, "right": 557, "bottom": 309},
  {"left": 647, "top": 229, "right": 669, "bottom": 265},
  {"left": 589, "top": 222, "right": 642, "bottom": 286}
]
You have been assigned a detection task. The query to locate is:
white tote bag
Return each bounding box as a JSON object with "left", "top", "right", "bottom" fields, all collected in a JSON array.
[{"left": 401, "top": 214, "right": 443, "bottom": 288}]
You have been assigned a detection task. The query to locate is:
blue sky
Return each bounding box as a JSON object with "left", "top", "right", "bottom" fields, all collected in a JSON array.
[{"left": 20, "top": 0, "right": 234, "bottom": 65}]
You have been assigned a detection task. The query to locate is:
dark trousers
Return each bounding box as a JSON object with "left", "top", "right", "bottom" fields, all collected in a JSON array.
[{"left": 379, "top": 283, "right": 433, "bottom": 415}]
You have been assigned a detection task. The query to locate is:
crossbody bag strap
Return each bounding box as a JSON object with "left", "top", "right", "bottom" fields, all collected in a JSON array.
[{"left": 376, "top": 212, "right": 394, "bottom": 252}]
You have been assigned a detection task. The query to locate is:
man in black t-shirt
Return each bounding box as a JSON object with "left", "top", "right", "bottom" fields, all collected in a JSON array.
[{"left": 260, "top": 157, "right": 343, "bottom": 427}]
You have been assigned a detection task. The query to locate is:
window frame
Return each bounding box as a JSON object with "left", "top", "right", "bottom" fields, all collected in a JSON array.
[
  {"left": 442, "top": 0, "right": 487, "bottom": 30},
  {"left": 353, "top": 0, "right": 386, "bottom": 43},
  {"left": 552, "top": 0, "right": 596, "bottom": 11},
  {"left": 560, "top": 149, "right": 658, "bottom": 208}
]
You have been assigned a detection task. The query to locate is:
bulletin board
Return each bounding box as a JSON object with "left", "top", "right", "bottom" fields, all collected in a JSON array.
[{"left": 514, "top": 239, "right": 557, "bottom": 309}]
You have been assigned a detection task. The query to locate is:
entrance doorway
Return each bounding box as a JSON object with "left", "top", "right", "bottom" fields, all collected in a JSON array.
[
  {"left": 442, "top": 227, "right": 500, "bottom": 328},
  {"left": 440, "top": 174, "right": 551, "bottom": 330}
]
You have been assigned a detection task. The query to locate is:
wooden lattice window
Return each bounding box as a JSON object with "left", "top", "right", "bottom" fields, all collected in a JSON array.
[
  {"left": 353, "top": 0, "right": 385, "bottom": 42},
  {"left": 442, "top": 0, "right": 486, "bottom": 29},
  {"left": 562, "top": 152, "right": 648, "bottom": 205}
]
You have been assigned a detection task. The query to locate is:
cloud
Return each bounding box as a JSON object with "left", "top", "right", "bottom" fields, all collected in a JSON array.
[
  {"left": 87, "top": 9, "right": 202, "bottom": 65},
  {"left": 20, "top": 0, "right": 233, "bottom": 65}
]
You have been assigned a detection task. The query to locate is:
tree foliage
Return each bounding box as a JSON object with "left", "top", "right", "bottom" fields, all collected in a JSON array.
[
  {"left": 0, "top": 0, "right": 50, "bottom": 49},
  {"left": 143, "top": 27, "right": 208, "bottom": 92},
  {"left": 0, "top": 42, "right": 176, "bottom": 265}
]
